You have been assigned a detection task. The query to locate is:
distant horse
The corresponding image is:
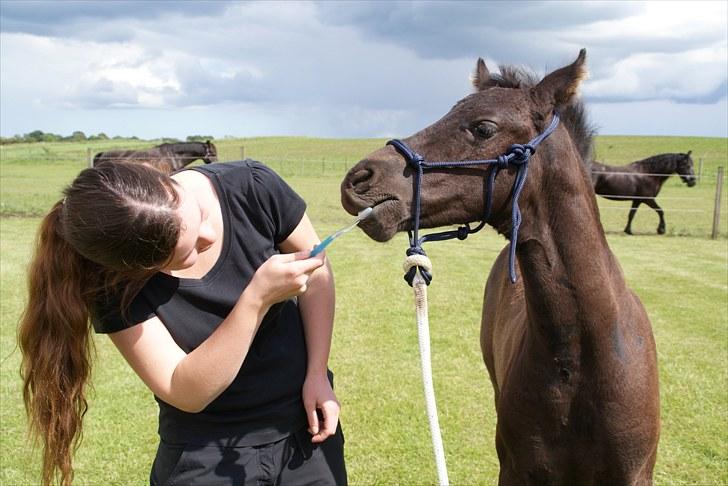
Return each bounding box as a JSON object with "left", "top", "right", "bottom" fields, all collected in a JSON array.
[
  {"left": 92, "top": 140, "right": 218, "bottom": 173},
  {"left": 341, "top": 50, "right": 659, "bottom": 484},
  {"left": 591, "top": 152, "right": 695, "bottom": 234}
]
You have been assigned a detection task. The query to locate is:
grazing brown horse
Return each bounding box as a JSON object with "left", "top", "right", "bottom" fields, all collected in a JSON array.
[
  {"left": 92, "top": 140, "right": 217, "bottom": 173},
  {"left": 591, "top": 152, "right": 695, "bottom": 234},
  {"left": 341, "top": 50, "right": 660, "bottom": 484}
]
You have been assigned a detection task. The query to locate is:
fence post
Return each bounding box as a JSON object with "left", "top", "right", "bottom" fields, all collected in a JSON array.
[
  {"left": 698, "top": 158, "right": 703, "bottom": 185},
  {"left": 712, "top": 166, "right": 724, "bottom": 239},
  {"left": 240, "top": 146, "right": 245, "bottom": 160},
  {"left": 87, "top": 148, "right": 92, "bottom": 167}
]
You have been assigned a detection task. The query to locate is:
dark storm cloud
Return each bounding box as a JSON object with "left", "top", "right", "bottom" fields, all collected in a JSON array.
[
  {"left": 314, "top": 1, "right": 641, "bottom": 62},
  {"left": 0, "top": 0, "right": 233, "bottom": 38}
]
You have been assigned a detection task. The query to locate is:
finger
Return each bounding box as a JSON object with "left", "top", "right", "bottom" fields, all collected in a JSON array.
[
  {"left": 312, "top": 404, "right": 338, "bottom": 443},
  {"left": 289, "top": 256, "right": 325, "bottom": 275},
  {"left": 293, "top": 274, "right": 309, "bottom": 289},
  {"left": 279, "top": 249, "right": 325, "bottom": 267},
  {"left": 271, "top": 251, "right": 309, "bottom": 263},
  {"left": 305, "top": 402, "right": 319, "bottom": 436},
  {"left": 290, "top": 249, "right": 326, "bottom": 264},
  {"left": 293, "top": 250, "right": 319, "bottom": 261},
  {"left": 322, "top": 401, "right": 339, "bottom": 436}
]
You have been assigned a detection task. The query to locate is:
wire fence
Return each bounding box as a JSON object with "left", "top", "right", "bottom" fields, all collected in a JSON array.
[
  {"left": 591, "top": 170, "right": 696, "bottom": 177},
  {"left": 1, "top": 144, "right": 726, "bottom": 238},
  {"left": 593, "top": 166, "right": 725, "bottom": 237}
]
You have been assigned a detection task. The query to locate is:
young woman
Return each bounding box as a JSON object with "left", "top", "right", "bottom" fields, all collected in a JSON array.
[{"left": 19, "top": 159, "right": 347, "bottom": 485}]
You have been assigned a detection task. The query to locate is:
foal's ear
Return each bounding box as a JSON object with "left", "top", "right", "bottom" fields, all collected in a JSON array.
[
  {"left": 532, "top": 49, "right": 588, "bottom": 109},
  {"left": 471, "top": 58, "right": 494, "bottom": 91},
  {"left": 687, "top": 150, "right": 692, "bottom": 156}
]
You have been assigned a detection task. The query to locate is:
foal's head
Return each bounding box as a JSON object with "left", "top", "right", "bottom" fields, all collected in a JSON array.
[{"left": 341, "top": 50, "right": 589, "bottom": 242}]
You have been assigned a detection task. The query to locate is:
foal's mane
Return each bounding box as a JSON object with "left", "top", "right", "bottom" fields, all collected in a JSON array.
[{"left": 489, "top": 64, "right": 597, "bottom": 167}]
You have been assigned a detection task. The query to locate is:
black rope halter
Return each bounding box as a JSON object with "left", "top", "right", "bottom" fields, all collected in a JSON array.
[{"left": 387, "top": 112, "right": 560, "bottom": 286}]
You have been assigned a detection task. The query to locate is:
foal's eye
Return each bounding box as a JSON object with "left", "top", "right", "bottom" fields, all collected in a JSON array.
[{"left": 473, "top": 120, "right": 497, "bottom": 139}]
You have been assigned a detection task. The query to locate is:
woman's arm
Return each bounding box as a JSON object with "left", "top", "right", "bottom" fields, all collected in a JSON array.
[
  {"left": 109, "top": 251, "right": 324, "bottom": 413},
  {"left": 279, "top": 213, "right": 339, "bottom": 443}
]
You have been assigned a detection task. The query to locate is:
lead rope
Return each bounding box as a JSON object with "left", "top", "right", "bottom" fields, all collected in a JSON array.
[{"left": 402, "top": 253, "right": 449, "bottom": 486}]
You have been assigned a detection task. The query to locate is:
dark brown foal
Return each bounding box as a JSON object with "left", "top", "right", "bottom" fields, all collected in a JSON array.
[{"left": 341, "top": 50, "right": 660, "bottom": 484}]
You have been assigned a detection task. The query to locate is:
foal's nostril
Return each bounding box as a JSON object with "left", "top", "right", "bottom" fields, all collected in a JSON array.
[
  {"left": 351, "top": 169, "right": 372, "bottom": 185},
  {"left": 349, "top": 168, "right": 374, "bottom": 193}
]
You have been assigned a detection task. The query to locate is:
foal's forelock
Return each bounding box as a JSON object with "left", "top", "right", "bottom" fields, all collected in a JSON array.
[{"left": 479, "top": 64, "right": 596, "bottom": 167}]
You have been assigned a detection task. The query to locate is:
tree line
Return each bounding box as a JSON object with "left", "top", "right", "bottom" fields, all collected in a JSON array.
[{"left": 0, "top": 130, "right": 214, "bottom": 145}]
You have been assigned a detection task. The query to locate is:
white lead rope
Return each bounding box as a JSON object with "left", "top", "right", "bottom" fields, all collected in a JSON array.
[{"left": 403, "top": 254, "right": 449, "bottom": 486}]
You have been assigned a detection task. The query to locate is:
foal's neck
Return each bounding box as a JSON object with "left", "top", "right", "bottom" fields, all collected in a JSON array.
[{"left": 516, "top": 147, "right": 628, "bottom": 344}]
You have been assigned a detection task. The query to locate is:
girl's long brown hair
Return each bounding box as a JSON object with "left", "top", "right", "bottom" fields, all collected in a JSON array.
[{"left": 18, "top": 162, "right": 181, "bottom": 485}]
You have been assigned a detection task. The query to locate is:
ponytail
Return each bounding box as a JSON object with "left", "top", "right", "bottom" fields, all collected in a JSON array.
[
  {"left": 19, "top": 201, "right": 98, "bottom": 486},
  {"left": 19, "top": 162, "right": 180, "bottom": 485}
]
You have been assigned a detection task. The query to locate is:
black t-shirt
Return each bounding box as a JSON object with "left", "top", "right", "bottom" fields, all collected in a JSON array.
[{"left": 92, "top": 160, "right": 311, "bottom": 446}]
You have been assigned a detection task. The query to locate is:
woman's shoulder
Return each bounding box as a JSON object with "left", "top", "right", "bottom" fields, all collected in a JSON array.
[
  {"left": 91, "top": 282, "right": 158, "bottom": 334},
  {"left": 186, "top": 159, "right": 280, "bottom": 188},
  {"left": 180, "top": 160, "right": 244, "bottom": 179},
  {"left": 187, "top": 160, "right": 295, "bottom": 199}
]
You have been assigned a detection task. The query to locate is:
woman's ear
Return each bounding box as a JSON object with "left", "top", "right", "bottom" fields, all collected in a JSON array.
[{"left": 531, "top": 48, "right": 588, "bottom": 110}]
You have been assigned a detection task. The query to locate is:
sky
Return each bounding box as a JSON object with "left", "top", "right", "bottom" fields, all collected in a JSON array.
[{"left": 1, "top": 0, "right": 726, "bottom": 140}]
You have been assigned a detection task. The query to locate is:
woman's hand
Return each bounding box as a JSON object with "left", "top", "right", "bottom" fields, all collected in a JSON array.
[
  {"left": 302, "top": 372, "right": 340, "bottom": 443},
  {"left": 247, "top": 251, "right": 324, "bottom": 308}
]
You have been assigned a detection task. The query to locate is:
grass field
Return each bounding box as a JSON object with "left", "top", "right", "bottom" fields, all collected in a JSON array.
[{"left": 1, "top": 136, "right": 727, "bottom": 485}]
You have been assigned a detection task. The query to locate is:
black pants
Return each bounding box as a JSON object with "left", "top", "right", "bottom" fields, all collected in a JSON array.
[{"left": 150, "top": 426, "right": 347, "bottom": 486}]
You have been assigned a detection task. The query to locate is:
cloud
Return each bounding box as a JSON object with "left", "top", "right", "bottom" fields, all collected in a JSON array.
[
  {"left": 584, "top": 45, "right": 728, "bottom": 104},
  {"left": 590, "top": 97, "right": 728, "bottom": 137},
  {"left": 0, "top": 1, "right": 726, "bottom": 138},
  {"left": 0, "top": 1, "right": 233, "bottom": 39},
  {"left": 1, "top": 33, "right": 178, "bottom": 108},
  {"left": 315, "top": 1, "right": 728, "bottom": 105},
  {"left": 314, "top": 1, "right": 640, "bottom": 62}
]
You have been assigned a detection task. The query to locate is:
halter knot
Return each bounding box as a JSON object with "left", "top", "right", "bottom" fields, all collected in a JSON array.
[
  {"left": 409, "top": 152, "right": 425, "bottom": 169},
  {"left": 456, "top": 225, "right": 469, "bottom": 240},
  {"left": 506, "top": 144, "right": 535, "bottom": 166},
  {"left": 403, "top": 252, "right": 433, "bottom": 273},
  {"left": 496, "top": 154, "right": 510, "bottom": 169},
  {"left": 404, "top": 247, "right": 433, "bottom": 286},
  {"left": 406, "top": 246, "right": 427, "bottom": 257}
]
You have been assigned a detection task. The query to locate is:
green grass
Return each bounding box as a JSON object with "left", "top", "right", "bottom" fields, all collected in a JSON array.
[
  {"left": 1, "top": 136, "right": 727, "bottom": 484},
  {"left": 2, "top": 136, "right": 726, "bottom": 238}
]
